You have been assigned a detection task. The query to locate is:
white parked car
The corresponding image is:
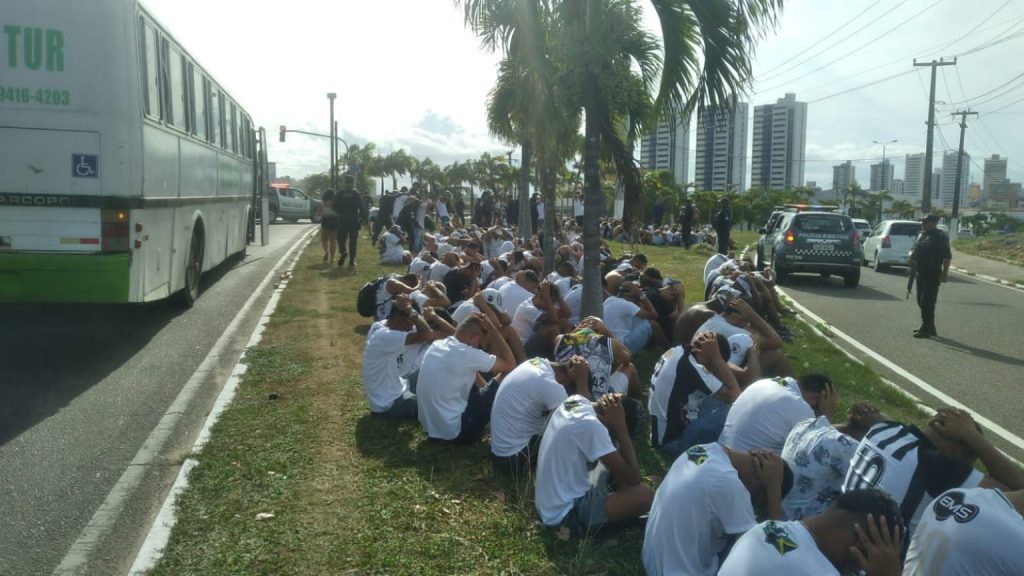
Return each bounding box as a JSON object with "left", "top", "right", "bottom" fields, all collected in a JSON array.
[
  {"left": 852, "top": 218, "right": 872, "bottom": 239},
  {"left": 863, "top": 220, "right": 922, "bottom": 272}
]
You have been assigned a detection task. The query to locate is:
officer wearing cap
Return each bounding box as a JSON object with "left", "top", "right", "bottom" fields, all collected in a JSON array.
[{"left": 909, "top": 214, "right": 951, "bottom": 338}]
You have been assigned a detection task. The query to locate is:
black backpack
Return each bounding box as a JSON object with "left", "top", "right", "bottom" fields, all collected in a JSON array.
[{"left": 357, "top": 275, "right": 393, "bottom": 318}]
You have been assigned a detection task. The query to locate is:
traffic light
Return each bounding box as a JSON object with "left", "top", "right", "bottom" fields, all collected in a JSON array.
[{"left": 279, "top": 125, "right": 286, "bottom": 143}]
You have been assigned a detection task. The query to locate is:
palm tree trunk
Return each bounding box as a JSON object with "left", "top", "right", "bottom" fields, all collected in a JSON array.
[
  {"left": 581, "top": 95, "right": 604, "bottom": 319},
  {"left": 541, "top": 160, "right": 557, "bottom": 274},
  {"left": 518, "top": 140, "right": 533, "bottom": 240}
]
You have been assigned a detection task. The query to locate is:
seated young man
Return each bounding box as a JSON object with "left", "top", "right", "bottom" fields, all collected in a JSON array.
[
  {"left": 781, "top": 381, "right": 871, "bottom": 521},
  {"left": 490, "top": 356, "right": 590, "bottom": 475},
  {"left": 379, "top": 225, "right": 411, "bottom": 266},
  {"left": 416, "top": 314, "right": 516, "bottom": 445},
  {"left": 648, "top": 332, "right": 741, "bottom": 459},
  {"left": 535, "top": 393, "right": 653, "bottom": 537},
  {"left": 553, "top": 317, "right": 637, "bottom": 399},
  {"left": 603, "top": 278, "right": 665, "bottom": 355},
  {"left": 639, "top": 267, "right": 686, "bottom": 340},
  {"left": 719, "top": 488, "right": 904, "bottom": 576},
  {"left": 642, "top": 444, "right": 793, "bottom": 576},
  {"left": 497, "top": 269, "right": 540, "bottom": 317},
  {"left": 905, "top": 485, "right": 1024, "bottom": 575},
  {"left": 718, "top": 375, "right": 825, "bottom": 454},
  {"left": 843, "top": 406, "right": 1024, "bottom": 539},
  {"left": 511, "top": 281, "right": 573, "bottom": 358},
  {"left": 372, "top": 273, "right": 419, "bottom": 321},
  {"left": 361, "top": 295, "right": 452, "bottom": 418}
]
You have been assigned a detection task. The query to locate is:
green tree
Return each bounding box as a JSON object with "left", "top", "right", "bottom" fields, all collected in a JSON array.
[
  {"left": 383, "top": 150, "right": 413, "bottom": 191},
  {"left": 890, "top": 199, "right": 914, "bottom": 220}
]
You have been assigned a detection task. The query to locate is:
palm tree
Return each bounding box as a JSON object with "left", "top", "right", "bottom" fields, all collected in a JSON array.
[
  {"left": 890, "top": 199, "right": 914, "bottom": 220},
  {"left": 383, "top": 150, "right": 412, "bottom": 191}
]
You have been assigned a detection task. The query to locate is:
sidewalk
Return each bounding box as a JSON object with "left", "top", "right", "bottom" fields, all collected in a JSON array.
[{"left": 951, "top": 248, "right": 1024, "bottom": 287}]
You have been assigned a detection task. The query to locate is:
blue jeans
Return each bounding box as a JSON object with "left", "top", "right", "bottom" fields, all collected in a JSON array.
[
  {"left": 410, "top": 226, "right": 423, "bottom": 253},
  {"left": 623, "top": 316, "right": 652, "bottom": 355},
  {"left": 661, "top": 396, "right": 731, "bottom": 460},
  {"left": 451, "top": 378, "right": 500, "bottom": 445}
]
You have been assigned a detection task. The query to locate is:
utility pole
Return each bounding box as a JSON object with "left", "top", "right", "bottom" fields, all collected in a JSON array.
[
  {"left": 327, "top": 92, "right": 337, "bottom": 190},
  {"left": 913, "top": 58, "right": 956, "bottom": 214},
  {"left": 950, "top": 110, "right": 978, "bottom": 242}
]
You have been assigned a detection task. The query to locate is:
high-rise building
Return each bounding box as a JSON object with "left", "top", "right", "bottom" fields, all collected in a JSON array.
[
  {"left": 832, "top": 161, "right": 856, "bottom": 196},
  {"left": 869, "top": 161, "right": 895, "bottom": 192},
  {"left": 905, "top": 153, "right": 925, "bottom": 202},
  {"left": 640, "top": 106, "right": 690, "bottom": 186},
  {"left": 1009, "top": 182, "right": 1021, "bottom": 209},
  {"left": 751, "top": 93, "right": 808, "bottom": 191},
  {"left": 892, "top": 179, "right": 905, "bottom": 196},
  {"left": 940, "top": 151, "right": 971, "bottom": 209},
  {"left": 694, "top": 102, "right": 749, "bottom": 192},
  {"left": 983, "top": 154, "right": 1008, "bottom": 199}
]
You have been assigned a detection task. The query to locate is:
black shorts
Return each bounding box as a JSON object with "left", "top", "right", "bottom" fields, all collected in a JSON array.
[{"left": 321, "top": 214, "right": 339, "bottom": 231}]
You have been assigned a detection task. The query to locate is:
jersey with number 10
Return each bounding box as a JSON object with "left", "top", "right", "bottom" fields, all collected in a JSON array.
[{"left": 842, "top": 422, "right": 982, "bottom": 536}]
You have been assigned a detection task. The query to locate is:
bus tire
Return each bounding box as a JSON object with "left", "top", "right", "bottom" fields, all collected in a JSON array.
[{"left": 178, "top": 226, "right": 205, "bottom": 307}]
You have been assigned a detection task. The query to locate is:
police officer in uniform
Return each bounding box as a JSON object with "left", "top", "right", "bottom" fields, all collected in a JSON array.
[{"left": 909, "top": 214, "right": 951, "bottom": 338}]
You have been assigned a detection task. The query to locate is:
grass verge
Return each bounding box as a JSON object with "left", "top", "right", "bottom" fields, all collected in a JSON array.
[
  {"left": 954, "top": 234, "right": 1024, "bottom": 268},
  {"left": 150, "top": 230, "right": 927, "bottom": 575}
]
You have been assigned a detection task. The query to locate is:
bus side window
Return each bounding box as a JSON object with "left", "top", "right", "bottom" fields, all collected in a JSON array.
[
  {"left": 229, "top": 102, "right": 238, "bottom": 155},
  {"left": 140, "top": 19, "right": 161, "bottom": 119},
  {"left": 209, "top": 87, "right": 222, "bottom": 148},
  {"left": 190, "top": 64, "right": 208, "bottom": 141},
  {"left": 167, "top": 46, "right": 188, "bottom": 132}
]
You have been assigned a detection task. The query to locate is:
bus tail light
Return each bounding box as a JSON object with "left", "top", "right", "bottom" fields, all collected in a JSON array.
[
  {"left": 784, "top": 230, "right": 796, "bottom": 245},
  {"left": 881, "top": 235, "right": 891, "bottom": 249},
  {"left": 101, "top": 209, "right": 130, "bottom": 252}
]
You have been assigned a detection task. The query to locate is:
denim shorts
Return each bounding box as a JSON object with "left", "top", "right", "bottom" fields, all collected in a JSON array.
[{"left": 562, "top": 463, "right": 610, "bottom": 537}]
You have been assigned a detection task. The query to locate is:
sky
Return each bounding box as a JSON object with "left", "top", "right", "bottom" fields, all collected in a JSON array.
[{"left": 144, "top": 0, "right": 1024, "bottom": 189}]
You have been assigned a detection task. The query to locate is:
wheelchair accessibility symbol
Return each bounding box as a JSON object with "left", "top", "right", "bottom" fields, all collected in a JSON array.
[{"left": 72, "top": 154, "right": 98, "bottom": 178}]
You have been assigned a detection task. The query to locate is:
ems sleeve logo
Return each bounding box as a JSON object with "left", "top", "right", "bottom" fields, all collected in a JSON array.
[
  {"left": 685, "top": 445, "right": 709, "bottom": 466},
  {"left": 762, "top": 521, "right": 798, "bottom": 555},
  {"left": 933, "top": 491, "right": 979, "bottom": 524}
]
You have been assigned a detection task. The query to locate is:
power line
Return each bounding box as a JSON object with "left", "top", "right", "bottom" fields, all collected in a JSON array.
[
  {"left": 944, "top": 70, "right": 1024, "bottom": 106},
  {"left": 986, "top": 91, "right": 1024, "bottom": 114},
  {"left": 926, "top": 0, "right": 1013, "bottom": 57},
  {"left": 951, "top": 16, "right": 1024, "bottom": 58},
  {"left": 757, "top": 0, "right": 947, "bottom": 93},
  {"left": 755, "top": 0, "right": 911, "bottom": 84},
  {"left": 806, "top": 69, "right": 917, "bottom": 104},
  {"left": 755, "top": 0, "right": 886, "bottom": 78}
]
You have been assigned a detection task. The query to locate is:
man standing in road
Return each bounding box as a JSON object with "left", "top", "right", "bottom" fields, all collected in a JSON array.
[
  {"left": 333, "top": 174, "right": 367, "bottom": 268},
  {"left": 679, "top": 200, "right": 696, "bottom": 249},
  {"left": 910, "top": 214, "right": 951, "bottom": 338}
]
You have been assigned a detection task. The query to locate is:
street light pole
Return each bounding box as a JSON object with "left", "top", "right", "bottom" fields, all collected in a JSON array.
[
  {"left": 327, "top": 92, "right": 337, "bottom": 190},
  {"left": 872, "top": 139, "right": 897, "bottom": 221}
]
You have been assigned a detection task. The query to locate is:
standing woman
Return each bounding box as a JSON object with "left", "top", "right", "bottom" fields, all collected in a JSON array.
[
  {"left": 333, "top": 174, "right": 367, "bottom": 268},
  {"left": 320, "top": 190, "right": 339, "bottom": 263}
]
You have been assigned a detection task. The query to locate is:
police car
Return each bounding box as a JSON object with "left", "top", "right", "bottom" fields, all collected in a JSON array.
[{"left": 758, "top": 207, "right": 863, "bottom": 288}]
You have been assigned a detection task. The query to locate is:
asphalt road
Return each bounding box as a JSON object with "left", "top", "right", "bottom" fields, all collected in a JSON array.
[
  {"left": 778, "top": 264, "right": 1024, "bottom": 460},
  {"left": 0, "top": 223, "right": 314, "bottom": 576}
]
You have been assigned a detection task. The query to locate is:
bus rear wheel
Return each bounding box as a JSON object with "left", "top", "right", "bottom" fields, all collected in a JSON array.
[{"left": 178, "top": 227, "right": 204, "bottom": 307}]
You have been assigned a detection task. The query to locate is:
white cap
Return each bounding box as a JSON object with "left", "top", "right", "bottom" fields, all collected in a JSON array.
[
  {"left": 437, "top": 243, "right": 456, "bottom": 257},
  {"left": 480, "top": 288, "right": 502, "bottom": 308},
  {"left": 728, "top": 333, "right": 753, "bottom": 365}
]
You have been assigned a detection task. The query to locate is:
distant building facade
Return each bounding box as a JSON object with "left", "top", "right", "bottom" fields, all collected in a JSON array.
[
  {"left": 904, "top": 153, "right": 925, "bottom": 201},
  {"left": 751, "top": 93, "right": 808, "bottom": 191},
  {"left": 832, "top": 161, "right": 856, "bottom": 196},
  {"left": 870, "top": 161, "right": 894, "bottom": 192},
  {"left": 640, "top": 105, "right": 690, "bottom": 186},
  {"left": 695, "top": 101, "right": 749, "bottom": 192},
  {"left": 940, "top": 151, "right": 971, "bottom": 210}
]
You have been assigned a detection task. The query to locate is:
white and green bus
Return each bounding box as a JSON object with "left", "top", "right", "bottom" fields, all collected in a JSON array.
[{"left": 0, "top": 0, "right": 263, "bottom": 305}]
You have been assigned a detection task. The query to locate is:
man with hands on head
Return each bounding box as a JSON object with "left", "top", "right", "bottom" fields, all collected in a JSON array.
[
  {"left": 642, "top": 444, "right": 793, "bottom": 575},
  {"left": 843, "top": 406, "right": 1024, "bottom": 541},
  {"left": 416, "top": 312, "right": 516, "bottom": 445},
  {"left": 361, "top": 294, "right": 452, "bottom": 419},
  {"left": 535, "top": 392, "right": 654, "bottom": 537},
  {"left": 719, "top": 488, "right": 905, "bottom": 576},
  {"left": 490, "top": 355, "right": 591, "bottom": 475}
]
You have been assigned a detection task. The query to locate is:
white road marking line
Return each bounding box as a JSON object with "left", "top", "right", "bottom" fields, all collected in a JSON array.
[
  {"left": 950, "top": 267, "right": 1024, "bottom": 294},
  {"left": 778, "top": 286, "right": 1024, "bottom": 456},
  {"left": 53, "top": 227, "right": 317, "bottom": 576}
]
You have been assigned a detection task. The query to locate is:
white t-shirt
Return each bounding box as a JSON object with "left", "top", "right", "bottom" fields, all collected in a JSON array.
[
  {"left": 535, "top": 395, "right": 616, "bottom": 525},
  {"left": 408, "top": 256, "right": 432, "bottom": 277},
  {"left": 719, "top": 377, "right": 814, "bottom": 453},
  {"left": 416, "top": 336, "right": 497, "bottom": 440},
  {"left": 427, "top": 261, "right": 452, "bottom": 283},
  {"left": 562, "top": 284, "right": 584, "bottom": 326},
  {"left": 488, "top": 275, "right": 512, "bottom": 291},
  {"left": 380, "top": 232, "right": 405, "bottom": 264},
  {"left": 392, "top": 194, "right": 407, "bottom": 219},
  {"left": 843, "top": 422, "right": 984, "bottom": 538},
  {"left": 436, "top": 201, "right": 449, "bottom": 218},
  {"left": 602, "top": 296, "right": 641, "bottom": 342},
  {"left": 499, "top": 240, "right": 515, "bottom": 254},
  {"left": 490, "top": 359, "right": 568, "bottom": 457},
  {"left": 511, "top": 298, "right": 545, "bottom": 342},
  {"left": 904, "top": 487, "right": 1024, "bottom": 576},
  {"left": 361, "top": 321, "right": 411, "bottom": 413},
  {"left": 498, "top": 281, "right": 533, "bottom": 317},
  {"left": 573, "top": 197, "right": 584, "bottom": 217},
  {"left": 479, "top": 260, "right": 495, "bottom": 285},
  {"left": 781, "top": 416, "right": 858, "bottom": 520},
  {"left": 450, "top": 300, "right": 481, "bottom": 325},
  {"left": 536, "top": 202, "right": 544, "bottom": 220},
  {"left": 373, "top": 277, "right": 397, "bottom": 321},
  {"left": 648, "top": 346, "right": 723, "bottom": 446},
  {"left": 642, "top": 443, "right": 757, "bottom": 576},
  {"left": 718, "top": 520, "right": 839, "bottom": 576},
  {"left": 696, "top": 313, "right": 750, "bottom": 340}
]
